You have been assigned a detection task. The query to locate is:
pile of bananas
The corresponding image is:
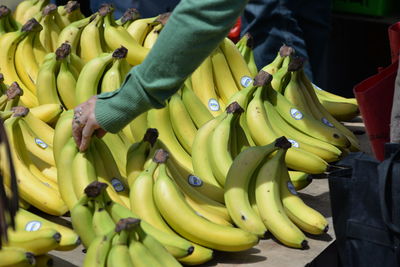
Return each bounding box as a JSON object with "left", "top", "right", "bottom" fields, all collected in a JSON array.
[
  {"left": 0, "top": 207, "right": 79, "bottom": 266},
  {"left": 0, "top": 0, "right": 363, "bottom": 266}
]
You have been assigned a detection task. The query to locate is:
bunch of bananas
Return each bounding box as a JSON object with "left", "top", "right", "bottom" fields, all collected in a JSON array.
[
  {"left": 0, "top": 204, "right": 80, "bottom": 266},
  {"left": 70, "top": 181, "right": 193, "bottom": 266},
  {"left": 0, "top": 1, "right": 364, "bottom": 266},
  {"left": 236, "top": 34, "right": 360, "bottom": 122},
  {"left": 225, "top": 136, "right": 328, "bottom": 248}
]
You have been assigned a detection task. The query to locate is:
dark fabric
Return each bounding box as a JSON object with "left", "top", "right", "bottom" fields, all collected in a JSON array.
[
  {"left": 241, "top": 0, "right": 331, "bottom": 83},
  {"left": 328, "top": 144, "right": 400, "bottom": 267}
]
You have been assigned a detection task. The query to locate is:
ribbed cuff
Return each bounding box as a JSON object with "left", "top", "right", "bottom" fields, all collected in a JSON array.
[{"left": 94, "top": 70, "right": 164, "bottom": 133}]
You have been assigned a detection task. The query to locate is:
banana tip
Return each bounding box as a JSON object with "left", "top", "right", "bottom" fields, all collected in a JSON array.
[
  {"left": 187, "top": 246, "right": 195, "bottom": 256},
  {"left": 301, "top": 240, "right": 309, "bottom": 250}
]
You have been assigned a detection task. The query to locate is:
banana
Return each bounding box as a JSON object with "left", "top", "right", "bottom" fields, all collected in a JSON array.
[
  {"left": 0, "top": 22, "right": 39, "bottom": 107},
  {"left": 21, "top": 110, "right": 54, "bottom": 147},
  {"left": 127, "top": 231, "right": 161, "bottom": 267},
  {"left": 18, "top": 118, "right": 55, "bottom": 166},
  {"left": 266, "top": 75, "right": 350, "bottom": 149},
  {"left": 102, "top": 6, "right": 149, "bottom": 66},
  {"left": 208, "top": 102, "right": 244, "bottom": 186},
  {"left": 255, "top": 143, "right": 307, "bottom": 249},
  {"left": 75, "top": 52, "right": 113, "bottom": 105},
  {"left": 83, "top": 230, "right": 116, "bottom": 267},
  {"left": 56, "top": 44, "right": 77, "bottom": 109},
  {"left": 92, "top": 197, "right": 116, "bottom": 237},
  {"left": 29, "top": 104, "right": 63, "bottom": 125},
  {"left": 56, "top": 137, "right": 79, "bottom": 210},
  {"left": 166, "top": 158, "right": 230, "bottom": 220},
  {"left": 168, "top": 93, "right": 197, "bottom": 154},
  {"left": 154, "top": 151, "right": 259, "bottom": 252},
  {"left": 70, "top": 195, "right": 96, "bottom": 248},
  {"left": 282, "top": 69, "right": 314, "bottom": 116},
  {"left": 246, "top": 83, "right": 329, "bottom": 174},
  {"left": 36, "top": 52, "right": 62, "bottom": 105},
  {"left": 211, "top": 47, "right": 239, "bottom": 103},
  {"left": 225, "top": 139, "right": 283, "bottom": 237},
  {"left": 116, "top": 8, "right": 140, "bottom": 28},
  {"left": 299, "top": 70, "right": 360, "bottom": 151},
  {"left": 126, "top": 16, "right": 157, "bottom": 45},
  {"left": 0, "top": 247, "right": 35, "bottom": 266},
  {"left": 34, "top": 254, "right": 53, "bottom": 267},
  {"left": 55, "top": 1, "right": 85, "bottom": 29},
  {"left": 13, "top": 0, "right": 38, "bottom": 25},
  {"left": 53, "top": 110, "right": 73, "bottom": 164},
  {"left": 100, "top": 46, "right": 128, "bottom": 93},
  {"left": 105, "top": 194, "right": 195, "bottom": 258},
  {"left": 315, "top": 91, "right": 359, "bottom": 122},
  {"left": 183, "top": 194, "right": 233, "bottom": 227},
  {"left": 289, "top": 171, "right": 312, "bottom": 191},
  {"left": 126, "top": 128, "right": 158, "bottom": 186},
  {"left": 97, "top": 132, "right": 129, "bottom": 177},
  {"left": 220, "top": 37, "right": 253, "bottom": 90},
  {"left": 5, "top": 228, "right": 61, "bottom": 255},
  {"left": 3, "top": 113, "right": 67, "bottom": 216},
  {"left": 130, "top": 159, "right": 173, "bottom": 233},
  {"left": 236, "top": 32, "right": 258, "bottom": 77},
  {"left": 14, "top": 31, "right": 40, "bottom": 93},
  {"left": 191, "top": 56, "right": 223, "bottom": 116},
  {"left": 92, "top": 137, "right": 130, "bottom": 207},
  {"left": 90, "top": 142, "right": 127, "bottom": 208},
  {"left": 72, "top": 146, "right": 97, "bottom": 200},
  {"left": 177, "top": 243, "right": 213, "bottom": 265},
  {"left": 143, "top": 22, "right": 162, "bottom": 49},
  {"left": 38, "top": 4, "right": 60, "bottom": 52},
  {"left": 280, "top": 163, "right": 329, "bottom": 235},
  {"left": 32, "top": 28, "right": 47, "bottom": 65},
  {"left": 133, "top": 224, "right": 181, "bottom": 267},
  {"left": 56, "top": 16, "right": 91, "bottom": 53},
  {"left": 191, "top": 114, "right": 226, "bottom": 203},
  {"left": 262, "top": 44, "right": 294, "bottom": 74},
  {"left": 14, "top": 206, "right": 80, "bottom": 252},
  {"left": 106, "top": 230, "right": 135, "bottom": 267},
  {"left": 181, "top": 83, "right": 214, "bottom": 128},
  {"left": 147, "top": 105, "right": 193, "bottom": 173},
  {"left": 80, "top": 14, "right": 105, "bottom": 62},
  {"left": 264, "top": 99, "right": 342, "bottom": 162},
  {"left": 17, "top": 0, "right": 49, "bottom": 26},
  {"left": 129, "top": 111, "right": 148, "bottom": 142}
]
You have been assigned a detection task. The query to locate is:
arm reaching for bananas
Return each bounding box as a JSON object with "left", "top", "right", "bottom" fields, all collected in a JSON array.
[{"left": 72, "top": 0, "right": 247, "bottom": 151}]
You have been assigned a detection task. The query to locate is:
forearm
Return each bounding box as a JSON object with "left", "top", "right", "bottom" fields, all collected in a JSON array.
[{"left": 95, "top": 0, "right": 247, "bottom": 133}]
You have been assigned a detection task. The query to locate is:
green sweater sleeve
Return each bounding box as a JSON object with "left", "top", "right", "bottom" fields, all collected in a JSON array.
[{"left": 95, "top": 0, "right": 247, "bottom": 133}]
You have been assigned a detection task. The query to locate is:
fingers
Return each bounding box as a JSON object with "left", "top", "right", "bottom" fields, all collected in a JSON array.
[{"left": 79, "top": 119, "right": 97, "bottom": 152}]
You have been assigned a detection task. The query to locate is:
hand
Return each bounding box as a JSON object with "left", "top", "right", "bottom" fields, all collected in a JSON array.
[{"left": 72, "top": 96, "right": 107, "bottom": 152}]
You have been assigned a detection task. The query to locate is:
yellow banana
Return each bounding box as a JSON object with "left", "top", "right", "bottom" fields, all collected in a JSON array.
[
  {"left": 255, "top": 144, "right": 307, "bottom": 249},
  {"left": 36, "top": 52, "right": 62, "bottom": 105},
  {"left": 168, "top": 93, "right": 197, "bottom": 154},
  {"left": 4, "top": 113, "right": 67, "bottom": 216},
  {"left": 14, "top": 208, "right": 80, "bottom": 251},
  {"left": 79, "top": 14, "right": 105, "bottom": 62},
  {"left": 56, "top": 16, "right": 91, "bottom": 53},
  {"left": 220, "top": 37, "right": 253, "bottom": 90},
  {"left": 154, "top": 154, "right": 259, "bottom": 252},
  {"left": 280, "top": 162, "right": 329, "bottom": 235},
  {"left": 102, "top": 7, "right": 149, "bottom": 66},
  {"left": 56, "top": 44, "right": 77, "bottom": 109},
  {"left": 0, "top": 247, "right": 35, "bottom": 266},
  {"left": 29, "top": 104, "right": 63, "bottom": 125},
  {"left": 100, "top": 46, "right": 128, "bottom": 93},
  {"left": 126, "top": 16, "right": 157, "bottom": 45},
  {"left": 211, "top": 47, "right": 239, "bottom": 103},
  {"left": 191, "top": 56, "right": 223, "bottom": 116}
]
